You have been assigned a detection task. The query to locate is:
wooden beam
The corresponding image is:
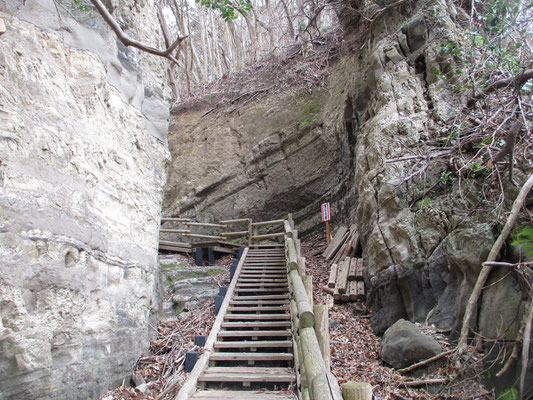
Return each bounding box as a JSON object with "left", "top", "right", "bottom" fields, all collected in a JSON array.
[
  {"left": 175, "top": 248, "right": 249, "bottom": 400},
  {"left": 251, "top": 219, "right": 285, "bottom": 227},
  {"left": 251, "top": 232, "right": 285, "bottom": 240},
  {"left": 158, "top": 240, "right": 191, "bottom": 247},
  {"left": 314, "top": 305, "right": 331, "bottom": 371},
  {"left": 181, "top": 233, "right": 225, "bottom": 240},
  {"left": 336, "top": 259, "right": 350, "bottom": 294},
  {"left": 323, "top": 227, "right": 348, "bottom": 259},
  {"left": 327, "top": 263, "right": 338, "bottom": 288},
  {"left": 182, "top": 222, "right": 226, "bottom": 228},
  {"left": 159, "top": 228, "right": 190, "bottom": 233},
  {"left": 219, "top": 218, "right": 249, "bottom": 224},
  {"left": 160, "top": 217, "right": 191, "bottom": 222},
  {"left": 286, "top": 238, "right": 298, "bottom": 270},
  {"left": 342, "top": 382, "right": 373, "bottom": 400},
  {"left": 289, "top": 270, "right": 314, "bottom": 328},
  {"left": 220, "top": 231, "right": 249, "bottom": 237}
]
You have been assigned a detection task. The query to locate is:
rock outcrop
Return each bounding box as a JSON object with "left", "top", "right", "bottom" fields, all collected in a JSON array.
[
  {"left": 164, "top": 0, "right": 527, "bottom": 364},
  {"left": 0, "top": 2, "right": 169, "bottom": 398}
]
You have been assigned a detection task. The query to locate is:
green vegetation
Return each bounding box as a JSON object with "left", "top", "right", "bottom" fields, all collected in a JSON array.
[
  {"left": 511, "top": 225, "right": 533, "bottom": 259},
  {"left": 497, "top": 387, "right": 518, "bottom": 400},
  {"left": 414, "top": 196, "right": 431, "bottom": 210},
  {"left": 161, "top": 263, "right": 187, "bottom": 270},
  {"left": 196, "top": 0, "right": 252, "bottom": 21}
]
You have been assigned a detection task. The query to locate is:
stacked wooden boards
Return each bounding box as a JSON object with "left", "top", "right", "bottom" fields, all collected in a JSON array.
[
  {"left": 322, "top": 226, "right": 365, "bottom": 303},
  {"left": 323, "top": 258, "right": 365, "bottom": 303},
  {"left": 322, "top": 225, "right": 360, "bottom": 265}
]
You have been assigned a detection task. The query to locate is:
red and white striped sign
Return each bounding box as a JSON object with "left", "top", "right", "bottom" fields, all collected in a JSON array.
[{"left": 321, "top": 202, "right": 331, "bottom": 222}]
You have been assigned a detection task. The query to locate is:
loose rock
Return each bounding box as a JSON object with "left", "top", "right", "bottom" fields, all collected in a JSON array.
[{"left": 381, "top": 319, "right": 442, "bottom": 369}]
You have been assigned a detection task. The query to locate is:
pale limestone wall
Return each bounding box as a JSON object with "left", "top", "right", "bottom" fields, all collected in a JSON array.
[{"left": 0, "top": 3, "right": 169, "bottom": 398}]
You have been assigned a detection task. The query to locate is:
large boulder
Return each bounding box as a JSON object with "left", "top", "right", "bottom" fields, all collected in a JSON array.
[{"left": 381, "top": 319, "right": 442, "bottom": 369}]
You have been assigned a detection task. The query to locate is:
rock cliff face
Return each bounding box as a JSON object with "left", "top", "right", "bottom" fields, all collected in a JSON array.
[
  {"left": 164, "top": 0, "right": 527, "bottom": 368},
  {"left": 0, "top": 1, "right": 169, "bottom": 398}
]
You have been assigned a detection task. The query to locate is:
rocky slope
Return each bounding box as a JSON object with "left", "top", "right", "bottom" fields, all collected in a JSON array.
[{"left": 0, "top": 1, "right": 170, "bottom": 398}]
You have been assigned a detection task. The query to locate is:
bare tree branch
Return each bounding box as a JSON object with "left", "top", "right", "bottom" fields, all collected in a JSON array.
[
  {"left": 89, "top": 0, "right": 187, "bottom": 64},
  {"left": 455, "top": 173, "right": 533, "bottom": 358},
  {"left": 465, "top": 69, "right": 533, "bottom": 109}
]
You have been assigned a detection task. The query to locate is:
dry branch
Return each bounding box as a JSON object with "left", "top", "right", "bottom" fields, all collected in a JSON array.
[
  {"left": 466, "top": 69, "right": 533, "bottom": 108},
  {"left": 396, "top": 349, "right": 454, "bottom": 373},
  {"left": 455, "top": 173, "right": 533, "bottom": 357},
  {"left": 89, "top": 0, "right": 186, "bottom": 64}
]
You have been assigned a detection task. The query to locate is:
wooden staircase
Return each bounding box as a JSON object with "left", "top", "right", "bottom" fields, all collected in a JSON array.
[{"left": 180, "top": 246, "right": 297, "bottom": 400}]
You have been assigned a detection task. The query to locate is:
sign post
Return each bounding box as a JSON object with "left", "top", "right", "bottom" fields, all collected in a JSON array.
[{"left": 321, "top": 202, "right": 331, "bottom": 245}]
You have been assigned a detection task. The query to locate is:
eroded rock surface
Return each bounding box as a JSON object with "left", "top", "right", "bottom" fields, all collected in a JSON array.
[{"left": 0, "top": 4, "right": 169, "bottom": 399}]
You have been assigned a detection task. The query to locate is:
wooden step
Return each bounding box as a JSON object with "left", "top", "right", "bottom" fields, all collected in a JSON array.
[
  {"left": 221, "top": 321, "right": 291, "bottom": 328},
  {"left": 235, "top": 288, "right": 289, "bottom": 293},
  {"left": 232, "top": 294, "right": 289, "bottom": 300},
  {"left": 218, "top": 329, "right": 292, "bottom": 338},
  {"left": 230, "top": 300, "right": 289, "bottom": 305},
  {"left": 225, "top": 314, "right": 290, "bottom": 320},
  {"left": 236, "top": 283, "right": 288, "bottom": 288},
  {"left": 209, "top": 352, "right": 294, "bottom": 361},
  {"left": 226, "top": 306, "right": 290, "bottom": 312},
  {"left": 192, "top": 390, "right": 296, "bottom": 399},
  {"left": 238, "top": 279, "right": 288, "bottom": 283},
  {"left": 199, "top": 367, "right": 295, "bottom": 383},
  {"left": 214, "top": 340, "right": 292, "bottom": 349}
]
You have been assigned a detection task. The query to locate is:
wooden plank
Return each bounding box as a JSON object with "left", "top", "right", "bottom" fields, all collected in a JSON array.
[
  {"left": 199, "top": 372, "right": 294, "bottom": 383},
  {"left": 348, "top": 258, "right": 357, "bottom": 281},
  {"left": 235, "top": 288, "right": 289, "bottom": 293},
  {"left": 356, "top": 281, "right": 365, "bottom": 299},
  {"left": 355, "top": 258, "right": 364, "bottom": 280},
  {"left": 230, "top": 300, "right": 289, "bottom": 305},
  {"left": 251, "top": 219, "right": 285, "bottom": 227},
  {"left": 348, "top": 281, "right": 358, "bottom": 302},
  {"left": 175, "top": 247, "right": 249, "bottom": 400},
  {"left": 221, "top": 321, "right": 292, "bottom": 328},
  {"left": 214, "top": 340, "right": 292, "bottom": 348},
  {"left": 181, "top": 233, "right": 226, "bottom": 240},
  {"left": 232, "top": 294, "right": 289, "bottom": 300},
  {"left": 252, "top": 232, "right": 285, "bottom": 240},
  {"left": 161, "top": 217, "right": 191, "bottom": 222},
  {"left": 323, "top": 227, "right": 348, "bottom": 259},
  {"left": 336, "top": 259, "right": 350, "bottom": 294},
  {"left": 159, "top": 228, "right": 191, "bottom": 233},
  {"left": 236, "top": 282, "right": 288, "bottom": 287},
  {"left": 217, "top": 330, "right": 291, "bottom": 337},
  {"left": 227, "top": 306, "right": 289, "bottom": 312},
  {"left": 221, "top": 231, "right": 249, "bottom": 237},
  {"left": 237, "top": 278, "right": 287, "bottom": 283},
  {"left": 182, "top": 222, "right": 226, "bottom": 228},
  {"left": 211, "top": 246, "right": 235, "bottom": 254},
  {"left": 158, "top": 240, "right": 191, "bottom": 247},
  {"left": 192, "top": 390, "right": 296, "bottom": 399},
  {"left": 202, "top": 367, "right": 294, "bottom": 375},
  {"left": 224, "top": 314, "right": 290, "bottom": 320},
  {"left": 219, "top": 218, "right": 249, "bottom": 224},
  {"left": 158, "top": 245, "right": 192, "bottom": 253},
  {"left": 328, "top": 263, "right": 338, "bottom": 288},
  {"left": 208, "top": 352, "right": 293, "bottom": 361}
]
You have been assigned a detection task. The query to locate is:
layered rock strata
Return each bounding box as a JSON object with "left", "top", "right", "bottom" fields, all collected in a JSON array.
[{"left": 0, "top": 2, "right": 169, "bottom": 398}]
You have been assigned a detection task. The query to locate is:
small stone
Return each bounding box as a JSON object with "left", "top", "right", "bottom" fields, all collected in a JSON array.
[
  {"left": 136, "top": 383, "right": 149, "bottom": 394},
  {"left": 381, "top": 319, "right": 442, "bottom": 369},
  {"left": 131, "top": 373, "right": 145, "bottom": 387},
  {"left": 0, "top": 18, "right": 6, "bottom": 36}
]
